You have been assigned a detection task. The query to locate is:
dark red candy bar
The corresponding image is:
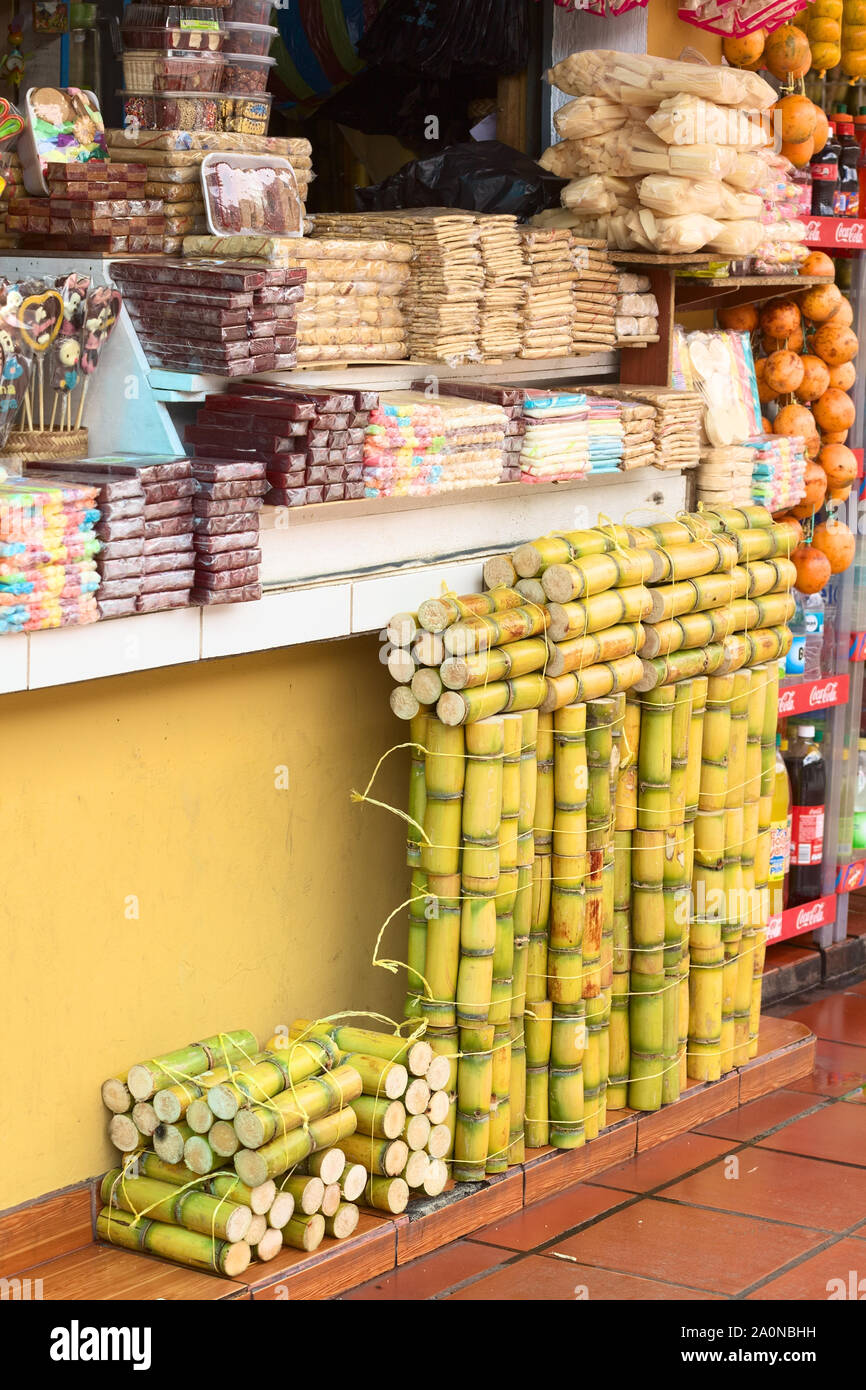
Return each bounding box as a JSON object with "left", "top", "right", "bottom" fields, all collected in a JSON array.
[
  {"left": 136, "top": 590, "right": 191, "bottom": 613},
  {"left": 189, "top": 442, "right": 264, "bottom": 462},
  {"left": 266, "top": 486, "right": 323, "bottom": 507},
  {"left": 345, "top": 480, "right": 366, "bottom": 499},
  {"left": 140, "top": 569, "right": 196, "bottom": 594},
  {"left": 99, "top": 538, "right": 146, "bottom": 560},
  {"left": 267, "top": 452, "right": 307, "bottom": 470},
  {"left": 195, "top": 411, "right": 309, "bottom": 437},
  {"left": 195, "top": 564, "right": 259, "bottom": 589},
  {"left": 317, "top": 414, "right": 350, "bottom": 431},
  {"left": 344, "top": 463, "right": 363, "bottom": 482},
  {"left": 194, "top": 547, "right": 262, "bottom": 571},
  {"left": 70, "top": 453, "right": 192, "bottom": 483},
  {"left": 190, "top": 460, "right": 266, "bottom": 481},
  {"left": 327, "top": 432, "right": 349, "bottom": 450},
  {"left": 109, "top": 258, "right": 268, "bottom": 291},
  {"left": 194, "top": 479, "right": 269, "bottom": 500},
  {"left": 254, "top": 285, "right": 303, "bottom": 304},
  {"left": 86, "top": 498, "right": 143, "bottom": 523},
  {"left": 144, "top": 499, "right": 194, "bottom": 521},
  {"left": 132, "top": 313, "right": 252, "bottom": 345},
  {"left": 191, "top": 583, "right": 262, "bottom": 605},
  {"left": 194, "top": 528, "right": 259, "bottom": 553},
  {"left": 324, "top": 465, "right": 347, "bottom": 483},
  {"left": 98, "top": 596, "right": 138, "bottom": 619},
  {"left": 143, "top": 551, "right": 196, "bottom": 574},
  {"left": 194, "top": 496, "right": 264, "bottom": 517},
  {"left": 207, "top": 393, "right": 316, "bottom": 421},
  {"left": 25, "top": 462, "right": 145, "bottom": 501},
  {"left": 323, "top": 484, "right": 345, "bottom": 502},
  {"left": 124, "top": 285, "right": 257, "bottom": 310},
  {"left": 101, "top": 557, "right": 145, "bottom": 580},
  {"left": 146, "top": 353, "right": 262, "bottom": 377},
  {"left": 142, "top": 480, "right": 196, "bottom": 503},
  {"left": 144, "top": 533, "right": 194, "bottom": 556},
  {"left": 96, "top": 518, "right": 145, "bottom": 541},
  {"left": 266, "top": 470, "right": 306, "bottom": 490},
  {"left": 193, "top": 511, "right": 261, "bottom": 535},
  {"left": 98, "top": 577, "right": 141, "bottom": 600},
  {"left": 345, "top": 445, "right": 364, "bottom": 465},
  {"left": 144, "top": 516, "right": 194, "bottom": 538}
]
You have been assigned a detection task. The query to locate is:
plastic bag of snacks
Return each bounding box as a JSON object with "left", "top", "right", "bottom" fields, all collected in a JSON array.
[
  {"left": 638, "top": 173, "right": 762, "bottom": 219},
  {"left": 553, "top": 95, "right": 630, "bottom": 139},
  {"left": 547, "top": 49, "right": 777, "bottom": 110},
  {"left": 636, "top": 209, "right": 724, "bottom": 253},
  {"left": 628, "top": 134, "right": 740, "bottom": 179},
  {"left": 539, "top": 123, "right": 645, "bottom": 178},
  {"left": 645, "top": 95, "right": 771, "bottom": 148},
  {"left": 683, "top": 329, "right": 763, "bottom": 445},
  {"left": 705, "top": 220, "right": 763, "bottom": 256},
  {"left": 561, "top": 174, "right": 621, "bottom": 214}
]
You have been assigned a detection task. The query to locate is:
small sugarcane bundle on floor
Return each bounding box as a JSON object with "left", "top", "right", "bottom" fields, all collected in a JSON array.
[
  {"left": 124, "top": 1030, "right": 258, "bottom": 1103},
  {"left": 206, "top": 1038, "right": 339, "bottom": 1122},
  {"left": 100, "top": 1168, "right": 253, "bottom": 1244},
  {"left": 232, "top": 1064, "right": 363, "bottom": 1150},
  {"left": 97, "top": 1204, "right": 251, "bottom": 1278}
]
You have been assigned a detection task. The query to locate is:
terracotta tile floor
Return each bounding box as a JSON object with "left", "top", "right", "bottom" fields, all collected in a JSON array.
[{"left": 343, "top": 976, "right": 866, "bottom": 1301}]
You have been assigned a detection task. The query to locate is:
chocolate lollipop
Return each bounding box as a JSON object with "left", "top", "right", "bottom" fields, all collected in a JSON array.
[
  {"left": 74, "top": 285, "right": 123, "bottom": 431},
  {"left": 52, "top": 273, "right": 90, "bottom": 429},
  {"left": 0, "top": 287, "right": 34, "bottom": 442},
  {"left": 17, "top": 282, "right": 63, "bottom": 431}
]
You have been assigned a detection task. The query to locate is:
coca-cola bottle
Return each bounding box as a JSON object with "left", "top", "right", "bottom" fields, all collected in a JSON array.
[
  {"left": 834, "top": 115, "right": 860, "bottom": 213},
  {"left": 811, "top": 120, "right": 840, "bottom": 216},
  {"left": 784, "top": 724, "right": 826, "bottom": 906}
]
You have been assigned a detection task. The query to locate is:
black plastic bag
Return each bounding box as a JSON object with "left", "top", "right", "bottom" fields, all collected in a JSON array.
[
  {"left": 359, "top": 0, "right": 529, "bottom": 77},
  {"left": 355, "top": 141, "right": 566, "bottom": 218}
]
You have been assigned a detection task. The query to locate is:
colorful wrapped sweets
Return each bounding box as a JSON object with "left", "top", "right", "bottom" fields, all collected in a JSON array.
[
  {"left": 587, "top": 395, "right": 624, "bottom": 473},
  {"left": 747, "top": 435, "right": 807, "bottom": 513},
  {"left": 519, "top": 390, "right": 589, "bottom": 482},
  {"left": 363, "top": 393, "right": 506, "bottom": 498},
  {"left": 0, "top": 476, "right": 100, "bottom": 632}
]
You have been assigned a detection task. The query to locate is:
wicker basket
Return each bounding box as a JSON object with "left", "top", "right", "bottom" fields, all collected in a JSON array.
[
  {"left": 122, "top": 50, "right": 161, "bottom": 93},
  {"left": 0, "top": 428, "right": 89, "bottom": 465}
]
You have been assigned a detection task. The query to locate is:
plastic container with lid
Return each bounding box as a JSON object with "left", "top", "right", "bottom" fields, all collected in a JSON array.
[
  {"left": 217, "top": 92, "right": 271, "bottom": 135},
  {"left": 220, "top": 51, "right": 275, "bottom": 93},
  {"left": 121, "top": 5, "right": 227, "bottom": 50},
  {"left": 121, "top": 91, "right": 219, "bottom": 132},
  {"left": 123, "top": 49, "right": 225, "bottom": 93},
  {"left": 224, "top": 0, "right": 273, "bottom": 22},
  {"left": 201, "top": 152, "right": 301, "bottom": 235},
  {"left": 223, "top": 21, "right": 277, "bottom": 55}
]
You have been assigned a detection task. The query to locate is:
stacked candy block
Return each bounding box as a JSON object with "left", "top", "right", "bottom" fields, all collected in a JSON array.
[{"left": 519, "top": 391, "right": 589, "bottom": 482}]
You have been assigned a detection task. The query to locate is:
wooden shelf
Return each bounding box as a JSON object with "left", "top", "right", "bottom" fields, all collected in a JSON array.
[
  {"left": 676, "top": 274, "right": 826, "bottom": 288},
  {"left": 610, "top": 251, "right": 725, "bottom": 266},
  {"left": 0, "top": 1015, "right": 815, "bottom": 1300}
]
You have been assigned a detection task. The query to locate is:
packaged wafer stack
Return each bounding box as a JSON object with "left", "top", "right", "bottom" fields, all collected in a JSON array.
[
  {"left": 519, "top": 390, "right": 589, "bottom": 481},
  {"left": 0, "top": 475, "right": 100, "bottom": 632},
  {"left": 363, "top": 392, "right": 506, "bottom": 497},
  {"left": 476, "top": 214, "right": 530, "bottom": 362},
  {"left": 617, "top": 400, "right": 657, "bottom": 469},
  {"left": 615, "top": 271, "right": 659, "bottom": 343},
  {"left": 582, "top": 384, "right": 700, "bottom": 470},
  {"left": 586, "top": 396, "right": 624, "bottom": 473},
  {"left": 695, "top": 445, "right": 754, "bottom": 508},
  {"left": 430, "top": 380, "right": 526, "bottom": 484},
  {"left": 519, "top": 227, "right": 576, "bottom": 359},
  {"left": 268, "top": 238, "right": 409, "bottom": 365},
  {"left": 571, "top": 237, "right": 617, "bottom": 351},
  {"left": 109, "top": 259, "right": 303, "bottom": 375},
  {"left": 8, "top": 162, "right": 165, "bottom": 253}
]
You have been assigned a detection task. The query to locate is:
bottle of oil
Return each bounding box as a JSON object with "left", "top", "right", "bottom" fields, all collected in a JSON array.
[
  {"left": 784, "top": 724, "right": 826, "bottom": 907},
  {"left": 769, "top": 736, "right": 792, "bottom": 916}
]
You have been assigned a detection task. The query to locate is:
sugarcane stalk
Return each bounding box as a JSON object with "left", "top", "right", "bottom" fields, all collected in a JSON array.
[
  {"left": 407, "top": 711, "right": 428, "bottom": 874},
  {"left": 418, "top": 586, "right": 525, "bottom": 634},
  {"left": 437, "top": 674, "right": 549, "bottom": 726},
  {"left": 440, "top": 638, "right": 549, "bottom": 690},
  {"left": 443, "top": 605, "right": 550, "bottom": 657},
  {"left": 127, "top": 1029, "right": 258, "bottom": 1101},
  {"left": 454, "top": 1024, "right": 494, "bottom": 1180},
  {"left": 541, "top": 654, "right": 645, "bottom": 712},
  {"left": 420, "top": 721, "right": 465, "bottom": 875},
  {"left": 421, "top": 875, "right": 461, "bottom": 1027},
  {"left": 546, "top": 585, "right": 652, "bottom": 642},
  {"left": 508, "top": 1015, "right": 526, "bottom": 1164},
  {"left": 349, "top": 1095, "right": 406, "bottom": 1140},
  {"left": 208, "top": 1040, "right": 335, "bottom": 1120},
  {"left": 542, "top": 549, "right": 661, "bottom": 603},
  {"left": 545, "top": 623, "right": 644, "bottom": 678},
  {"left": 233, "top": 1064, "right": 363, "bottom": 1149},
  {"left": 461, "top": 716, "right": 504, "bottom": 897},
  {"left": 235, "top": 1105, "right": 358, "bottom": 1189},
  {"left": 283, "top": 1212, "right": 325, "bottom": 1252},
  {"left": 363, "top": 1176, "right": 410, "bottom": 1214}
]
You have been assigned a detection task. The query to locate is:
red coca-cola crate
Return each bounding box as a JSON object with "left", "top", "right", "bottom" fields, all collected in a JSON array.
[
  {"left": 777, "top": 673, "right": 849, "bottom": 718},
  {"left": 802, "top": 216, "right": 866, "bottom": 250},
  {"left": 766, "top": 893, "right": 836, "bottom": 944}
]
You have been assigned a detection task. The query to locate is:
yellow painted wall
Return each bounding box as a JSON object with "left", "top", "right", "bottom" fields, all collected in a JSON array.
[
  {"left": 0, "top": 637, "right": 407, "bottom": 1209},
  {"left": 647, "top": 0, "right": 722, "bottom": 62}
]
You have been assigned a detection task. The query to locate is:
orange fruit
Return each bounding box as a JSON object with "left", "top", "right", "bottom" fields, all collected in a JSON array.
[
  {"left": 764, "top": 349, "right": 805, "bottom": 393},
  {"left": 763, "top": 24, "right": 812, "bottom": 78},
  {"left": 813, "top": 518, "right": 856, "bottom": 573},
  {"left": 795, "top": 354, "right": 831, "bottom": 402},
  {"left": 801, "top": 251, "right": 835, "bottom": 278},
  {"left": 792, "top": 542, "right": 832, "bottom": 593},
  {"left": 813, "top": 322, "right": 858, "bottom": 365},
  {"left": 828, "top": 361, "right": 856, "bottom": 390},
  {"left": 813, "top": 386, "right": 856, "bottom": 432},
  {"left": 818, "top": 441, "right": 858, "bottom": 488}
]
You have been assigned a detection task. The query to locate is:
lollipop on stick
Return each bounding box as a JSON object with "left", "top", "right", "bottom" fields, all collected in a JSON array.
[
  {"left": 0, "top": 289, "right": 34, "bottom": 439},
  {"left": 75, "top": 286, "right": 122, "bottom": 432},
  {"left": 16, "top": 282, "right": 62, "bottom": 431},
  {"left": 52, "top": 273, "right": 90, "bottom": 430}
]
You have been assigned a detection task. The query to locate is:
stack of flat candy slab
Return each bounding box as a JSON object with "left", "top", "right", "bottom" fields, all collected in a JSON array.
[
  {"left": 108, "top": 259, "right": 304, "bottom": 376},
  {"left": 519, "top": 390, "right": 589, "bottom": 481},
  {"left": 186, "top": 383, "right": 377, "bottom": 507},
  {"left": 571, "top": 237, "right": 618, "bottom": 352}
]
